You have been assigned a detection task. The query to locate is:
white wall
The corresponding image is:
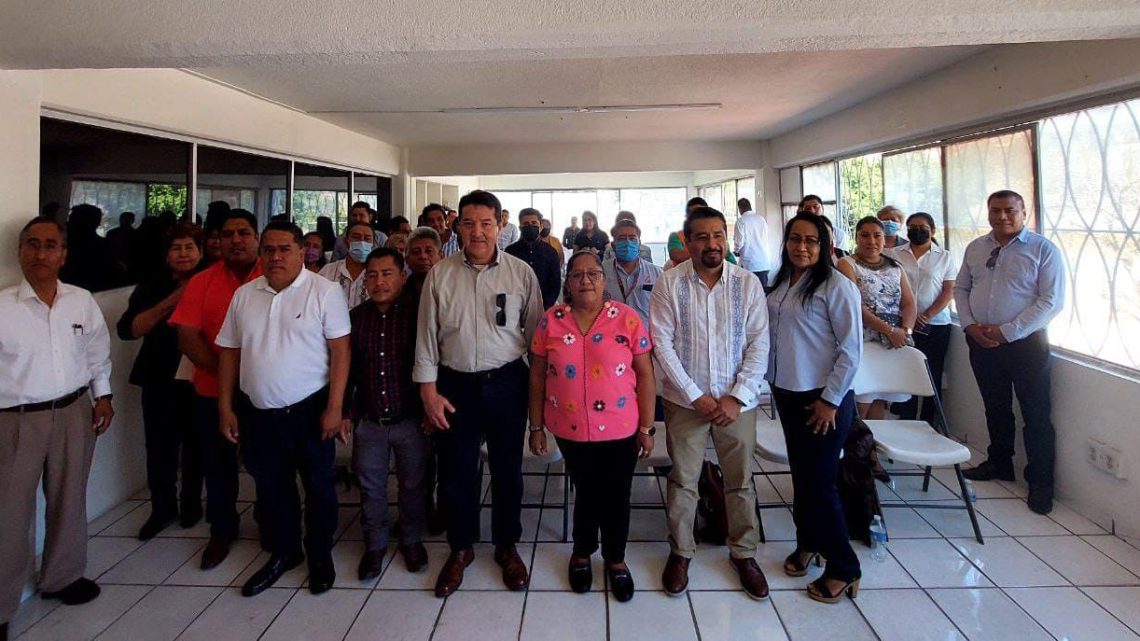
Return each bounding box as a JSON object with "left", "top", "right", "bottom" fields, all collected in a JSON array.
[
  {"left": 770, "top": 39, "right": 1140, "bottom": 167},
  {"left": 0, "top": 72, "right": 43, "bottom": 287}
]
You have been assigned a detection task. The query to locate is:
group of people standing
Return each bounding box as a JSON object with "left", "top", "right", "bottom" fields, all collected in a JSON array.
[{"left": 0, "top": 184, "right": 1064, "bottom": 640}]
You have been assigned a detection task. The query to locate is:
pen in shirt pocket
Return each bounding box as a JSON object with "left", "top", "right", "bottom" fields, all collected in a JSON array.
[{"left": 72, "top": 323, "right": 84, "bottom": 336}]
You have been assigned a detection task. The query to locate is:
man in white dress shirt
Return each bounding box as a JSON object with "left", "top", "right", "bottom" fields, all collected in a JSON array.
[
  {"left": 216, "top": 220, "right": 352, "bottom": 597},
  {"left": 0, "top": 218, "right": 115, "bottom": 639},
  {"left": 319, "top": 221, "right": 374, "bottom": 309},
  {"left": 733, "top": 198, "right": 772, "bottom": 285},
  {"left": 650, "top": 207, "right": 770, "bottom": 600},
  {"left": 496, "top": 208, "right": 520, "bottom": 250}
]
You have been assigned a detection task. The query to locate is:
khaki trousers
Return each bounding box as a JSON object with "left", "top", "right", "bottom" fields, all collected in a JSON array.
[
  {"left": 0, "top": 399, "right": 95, "bottom": 623},
  {"left": 664, "top": 400, "right": 759, "bottom": 559}
]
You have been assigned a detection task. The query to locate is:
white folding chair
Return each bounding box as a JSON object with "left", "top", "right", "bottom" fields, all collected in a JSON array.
[{"left": 853, "top": 342, "right": 985, "bottom": 543}]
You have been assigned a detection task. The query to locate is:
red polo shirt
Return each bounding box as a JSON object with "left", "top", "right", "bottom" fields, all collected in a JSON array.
[{"left": 169, "top": 261, "right": 262, "bottom": 398}]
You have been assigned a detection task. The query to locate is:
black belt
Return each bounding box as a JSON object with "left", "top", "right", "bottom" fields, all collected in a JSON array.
[
  {"left": 441, "top": 359, "right": 524, "bottom": 383},
  {"left": 1, "top": 387, "right": 88, "bottom": 413},
  {"left": 248, "top": 387, "right": 328, "bottom": 417},
  {"left": 369, "top": 415, "right": 407, "bottom": 426}
]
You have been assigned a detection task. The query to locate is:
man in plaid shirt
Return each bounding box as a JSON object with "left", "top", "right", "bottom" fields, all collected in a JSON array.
[{"left": 346, "top": 247, "right": 431, "bottom": 581}]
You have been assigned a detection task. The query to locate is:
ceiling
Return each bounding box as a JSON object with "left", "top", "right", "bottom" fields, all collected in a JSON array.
[{"left": 5, "top": 0, "right": 1140, "bottom": 147}]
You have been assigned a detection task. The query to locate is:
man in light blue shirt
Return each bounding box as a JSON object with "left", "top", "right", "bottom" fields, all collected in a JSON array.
[
  {"left": 954, "top": 190, "right": 1065, "bottom": 515},
  {"left": 603, "top": 219, "right": 662, "bottom": 323}
]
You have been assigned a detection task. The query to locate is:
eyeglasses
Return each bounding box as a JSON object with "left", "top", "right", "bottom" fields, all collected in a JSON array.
[
  {"left": 986, "top": 246, "right": 1001, "bottom": 270},
  {"left": 787, "top": 235, "right": 820, "bottom": 248},
  {"left": 567, "top": 270, "right": 605, "bottom": 282}
]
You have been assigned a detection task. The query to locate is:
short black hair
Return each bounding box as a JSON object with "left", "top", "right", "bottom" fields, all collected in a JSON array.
[
  {"left": 224, "top": 208, "right": 259, "bottom": 233},
  {"left": 260, "top": 220, "right": 303, "bottom": 246},
  {"left": 987, "top": 190, "right": 1026, "bottom": 209},
  {"left": 422, "top": 203, "right": 446, "bottom": 218},
  {"left": 365, "top": 247, "right": 405, "bottom": 272},
  {"left": 611, "top": 219, "right": 641, "bottom": 238},
  {"left": 737, "top": 198, "right": 751, "bottom": 210},
  {"left": 518, "top": 208, "right": 542, "bottom": 221},
  {"left": 19, "top": 216, "right": 68, "bottom": 247},
  {"left": 345, "top": 221, "right": 374, "bottom": 237},
  {"left": 683, "top": 206, "right": 727, "bottom": 240},
  {"left": 119, "top": 211, "right": 136, "bottom": 224},
  {"left": 457, "top": 190, "right": 502, "bottom": 220},
  {"left": 391, "top": 215, "right": 410, "bottom": 227},
  {"left": 686, "top": 196, "right": 707, "bottom": 210},
  {"left": 800, "top": 194, "right": 824, "bottom": 206},
  {"left": 350, "top": 200, "right": 374, "bottom": 212}
]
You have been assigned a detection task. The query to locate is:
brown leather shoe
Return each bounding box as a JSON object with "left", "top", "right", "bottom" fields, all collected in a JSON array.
[
  {"left": 200, "top": 537, "right": 232, "bottom": 570},
  {"left": 434, "top": 548, "right": 474, "bottom": 598},
  {"left": 730, "top": 557, "right": 770, "bottom": 600},
  {"left": 401, "top": 542, "right": 429, "bottom": 573},
  {"left": 661, "top": 553, "right": 690, "bottom": 596},
  {"left": 493, "top": 545, "right": 530, "bottom": 591}
]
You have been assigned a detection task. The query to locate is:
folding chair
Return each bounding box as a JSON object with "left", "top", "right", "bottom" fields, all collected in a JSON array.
[{"left": 852, "top": 342, "right": 985, "bottom": 544}]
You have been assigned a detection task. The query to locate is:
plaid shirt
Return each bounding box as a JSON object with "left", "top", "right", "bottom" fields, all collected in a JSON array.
[{"left": 347, "top": 292, "right": 419, "bottom": 420}]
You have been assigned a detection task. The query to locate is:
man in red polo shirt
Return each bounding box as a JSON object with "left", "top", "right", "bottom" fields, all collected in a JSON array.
[{"left": 170, "top": 209, "right": 262, "bottom": 570}]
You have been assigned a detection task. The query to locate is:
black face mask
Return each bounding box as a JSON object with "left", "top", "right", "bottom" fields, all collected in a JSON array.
[
  {"left": 540, "top": 227, "right": 551, "bottom": 238},
  {"left": 907, "top": 228, "right": 931, "bottom": 245},
  {"left": 521, "top": 226, "right": 541, "bottom": 242}
]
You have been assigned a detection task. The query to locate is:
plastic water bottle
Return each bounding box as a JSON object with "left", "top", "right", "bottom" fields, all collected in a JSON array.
[
  {"left": 963, "top": 479, "right": 977, "bottom": 503},
  {"left": 870, "top": 515, "right": 888, "bottom": 563}
]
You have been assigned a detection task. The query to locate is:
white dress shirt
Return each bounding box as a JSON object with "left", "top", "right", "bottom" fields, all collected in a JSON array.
[
  {"left": 650, "top": 260, "right": 769, "bottom": 410},
  {"left": 954, "top": 227, "right": 1066, "bottom": 342},
  {"left": 885, "top": 243, "right": 958, "bottom": 325},
  {"left": 215, "top": 268, "right": 351, "bottom": 409},
  {"left": 0, "top": 280, "right": 112, "bottom": 407},
  {"left": 318, "top": 259, "right": 368, "bottom": 309},
  {"left": 765, "top": 270, "right": 863, "bottom": 406},
  {"left": 414, "top": 250, "right": 543, "bottom": 382},
  {"left": 733, "top": 211, "right": 772, "bottom": 272},
  {"left": 497, "top": 223, "right": 520, "bottom": 250}
]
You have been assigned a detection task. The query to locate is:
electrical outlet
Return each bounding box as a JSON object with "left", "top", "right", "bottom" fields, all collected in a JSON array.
[
  {"left": 1103, "top": 445, "right": 1127, "bottom": 479},
  {"left": 1088, "top": 439, "right": 1102, "bottom": 466}
]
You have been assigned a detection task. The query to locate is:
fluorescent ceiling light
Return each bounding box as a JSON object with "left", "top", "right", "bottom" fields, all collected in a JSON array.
[{"left": 310, "top": 103, "right": 722, "bottom": 115}]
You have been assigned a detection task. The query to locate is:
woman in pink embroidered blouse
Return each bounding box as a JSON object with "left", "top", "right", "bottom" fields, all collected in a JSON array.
[{"left": 528, "top": 249, "right": 656, "bottom": 603}]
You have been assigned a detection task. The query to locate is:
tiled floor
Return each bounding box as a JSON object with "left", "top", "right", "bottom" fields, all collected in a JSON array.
[{"left": 12, "top": 450, "right": 1140, "bottom": 641}]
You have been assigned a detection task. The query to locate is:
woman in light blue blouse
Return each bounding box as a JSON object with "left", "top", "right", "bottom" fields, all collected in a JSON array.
[{"left": 765, "top": 213, "right": 863, "bottom": 604}]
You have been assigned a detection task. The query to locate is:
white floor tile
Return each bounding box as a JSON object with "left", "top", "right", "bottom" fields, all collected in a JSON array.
[
  {"left": 453, "top": 543, "right": 535, "bottom": 590},
  {"left": 520, "top": 591, "right": 606, "bottom": 641},
  {"left": 260, "top": 589, "right": 368, "bottom": 641},
  {"left": 975, "top": 499, "right": 1069, "bottom": 536},
  {"left": 155, "top": 511, "right": 211, "bottom": 539},
  {"left": 753, "top": 476, "right": 786, "bottom": 505},
  {"left": 1018, "top": 536, "right": 1140, "bottom": 586},
  {"left": 484, "top": 508, "right": 542, "bottom": 542},
  {"left": 1048, "top": 501, "right": 1109, "bottom": 535},
  {"left": 344, "top": 590, "right": 442, "bottom": 641},
  {"left": 887, "top": 473, "right": 959, "bottom": 502},
  {"left": 433, "top": 591, "right": 524, "bottom": 641},
  {"left": 881, "top": 507, "right": 940, "bottom": 538},
  {"left": 1008, "top": 586, "right": 1140, "bottom": 641},
  {"left": 86, "top": 536, "right": 145, "bottom": 579},
  {"left": 951, "top": 537, "right": 1068, "bottom": 587},
  {"left": 528, "top": 543, "right": 605, "bottom": 592},
  {"left": 914, "top": 506, "right": 1005, "bottom": 539},
  {"left": 687, "top": 545, "right": 743, "bottom": 591},
  {"left": 757, "top": 508, "right": 798, "bottom": 542},
  {"left": 853, "top": 545, "right": 918, "bottom": 589},
  {"left": 855, "top": 589, "right": 966, "bottom": 641},
  {"left": 176, "top": 587, "right": 294, "bottom": 641},
  {"left": 1084, "top": 587, "right": 1140, "bottom": 636},
  {"left": 95, "top": 585, "right": 221, "bottom": 641},
  {"left": 8, "top": 595, "right": 60, "bottom": 638},
  {"left": 608, "top": 590, "right": 697, "bottom": 641},
  {"left": 930, "top": 469, "right": 1015, "bottom": 499},
  {"left": 1084, "top": 535, "right": 1140, "bottom": 577},
  {"left": 625, "top": 507, "right": 669, "bottom": 542},
  {"left": 17, "top": 584, "right": 150, "bottom": 641},
  {"left": 164, "top": 539, "right": 261, "bottom": 587},
  {"left": 930, "top": 588, "right": 1054, "bottom": 641},
  {"left": 770, "top": 589, "right": 878, "bottom": 641},
  {"left": 690, "top": 591, "right": 789, "bottom": 641},
  {"left": 888, "top": 538, "right": 991, "bottom": 588},
  {"left": 99, "top": 503, "right": 154, "bottom": 537},
  {"left": 88, "top": 500, "right": 145, "bottom": 536},
  {"left": 617, "top": 541, "right": 671, "bottom": 592},
  {"left": 316, "top": 539, "right": 383, "bottom": 589},
  {"left": 375, "top": 543, "right": 444, "bottom": 590},
  {"left": 100, "top": 538, "right": 205, "bottom": 585}
]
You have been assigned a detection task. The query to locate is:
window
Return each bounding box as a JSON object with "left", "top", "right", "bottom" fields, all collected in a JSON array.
[
  {"left": 944, "top": 129, "right": 1036, "bottom": 265},
  {"left": 194, "top": 187, "right": 257, "bottom": 219},
  {"left": 884, "top": 147, "right": 945, "bottom": 241},
  {"left": 70, "top": 180, "right": 146, "bottom": 234},
  {"left": 270, "top": 189, "right": 378, "bottom": 233},
  {"left": 802, "top": 162, "right": 837, "bottom": 202},
  {"left": 839, "top": 153, "right": 884, "bottom": 242},
  {"left": 489, "top": 187, "right": 687, "bottom": 244},
  {"left": 1039, "top": 99, "right": 1140, "bottom": 369}
]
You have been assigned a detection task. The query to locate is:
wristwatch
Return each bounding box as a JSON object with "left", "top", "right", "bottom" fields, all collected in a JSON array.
[
  {"left": 638, "top": 425, "right": 657, "bottom": 436},
  {"left": 528, "top": 424, "right": 545, "bottom": 433}
]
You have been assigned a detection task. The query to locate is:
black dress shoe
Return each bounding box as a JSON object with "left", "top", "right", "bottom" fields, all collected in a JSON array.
[
  {"left": 358, "top": 548, "right": 387, "bottom": 581},
  {"left": 1027, "top": 487, "right": 1054, "bottom": 515},
  {"left": 309, "top": 558, "right": 336, "bottom": 595},
  {"left": 400, "top": 542, "right": 429, "bottom": 573},
  {"left": 241, "top": 554, "right": 304, "bottom": 597},
  {"left": 180, "top": 502, "right": 203, "bottom": 529},
  {"left": 137, "top": 510, "right": 177, "bottom": 541},
  {"left": 41, "top": 578, "right": 100, "bottom": 605},
  {"left": 1, "top": 620, "right": 8, "bottom": 641},
  {"left": 568, "top": 558, "right": 592, "bottom": 593},
  {"left": 200, "top": 536, "right": 233, "bottom": 570},
  {"left": 607, "top": 567, "right": 635, "bottom": 602},
  {"left": 962, "top": 460, "right": 1015, "bottom": 482}
]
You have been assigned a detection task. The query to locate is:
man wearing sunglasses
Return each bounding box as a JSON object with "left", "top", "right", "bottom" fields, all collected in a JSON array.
[
  {"left": 414, "top": 190, "right": 542, "bottom": 597},
  {"left": 955, "top": 190, "right": 1065, "bottom": 515}
]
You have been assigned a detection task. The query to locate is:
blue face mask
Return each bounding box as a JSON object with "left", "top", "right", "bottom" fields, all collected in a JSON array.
[
  {"left": 348, "top": 240, "right": 372, "bottom": 264},
  {"left": 881, "top": 220, "right": 901, "bottom": 237},
  {"left": 613, "top": 239, "right": 640, "bottom": 262}
]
